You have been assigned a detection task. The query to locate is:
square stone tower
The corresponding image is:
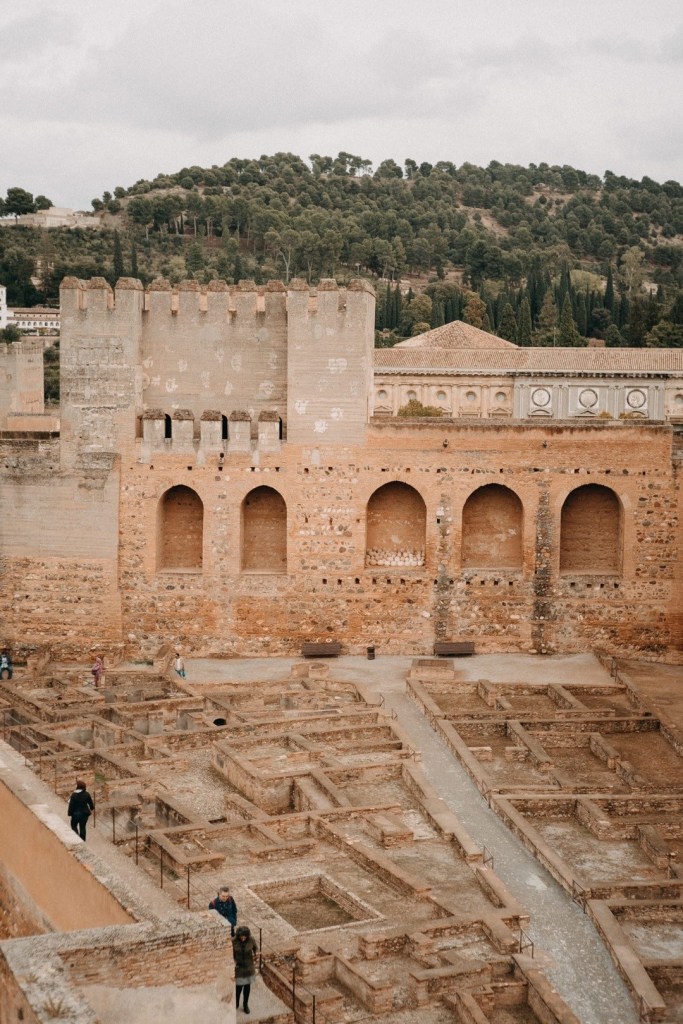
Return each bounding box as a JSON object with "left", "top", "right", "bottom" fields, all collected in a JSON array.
[{"left": 286, "top": 279, "right": 374, "bottom": 445}]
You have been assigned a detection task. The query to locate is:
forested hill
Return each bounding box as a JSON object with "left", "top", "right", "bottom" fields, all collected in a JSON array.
[{"left": 1, "top": 153, "right": 683, "bottom": 347}]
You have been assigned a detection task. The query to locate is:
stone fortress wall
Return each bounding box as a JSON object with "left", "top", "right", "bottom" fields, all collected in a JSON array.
[{"left": 0, "top": 275, "right": 681, "bottom": 662}]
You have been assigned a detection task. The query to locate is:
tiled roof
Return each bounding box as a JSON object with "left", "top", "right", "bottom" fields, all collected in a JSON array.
[
  {"left": 375, "top": 347, "right": 683, "bottom": 374},
  {"left": 395, "top": 320, "right": 517, "bottom": 350}
]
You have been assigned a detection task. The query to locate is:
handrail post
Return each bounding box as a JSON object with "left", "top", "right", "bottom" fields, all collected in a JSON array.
[
  {"left": 135, "top": 824, "right": 139, "bottom": 865},
  {"left": 187, "top": 866, "right": 191, "bottom": 908},
  {"left": 160, "top": 847, "right": 164, "bottom": 889},
  {"left": 112, "top": 807, "right": 116, "bottom": 844}
]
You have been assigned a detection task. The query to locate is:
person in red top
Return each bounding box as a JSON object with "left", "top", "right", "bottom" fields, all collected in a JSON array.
[{"left": 91, "top": 655, "right": 104, "bottom": 688}]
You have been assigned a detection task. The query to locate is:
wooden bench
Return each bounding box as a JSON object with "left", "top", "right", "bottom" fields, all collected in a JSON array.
[
  {"left": 301, "top": 641, "right": 342, "bottom": 658},
  {"left": 433, "top": 641, "right": 475, "bottom": 657}
]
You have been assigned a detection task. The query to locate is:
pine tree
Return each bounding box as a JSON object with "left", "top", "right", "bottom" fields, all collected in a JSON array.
[
  {"left": 516, "top": 298, "right": 532, "bottom": 346},
  {"left": 185, "top": 242, "right": 204, "bottom": 276},
  {"left": 463, "top": 292, "right": 487, "bottom": 330},
  {"left": 558, "top": 294, "right": 580, "bottom": 346},
  {"left": 498, "top": 303, "right": 517, "bottom": 342},
  {"left": 113, "top": 230, "right": 124, "bottom": 283}
]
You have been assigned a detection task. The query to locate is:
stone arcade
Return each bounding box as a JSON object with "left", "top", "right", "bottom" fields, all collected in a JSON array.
[
  {"left": 2, "top": 279, "right": 683, "bottom": 1023},
  {"left": 0, "top": 276, "right": 682, "bottom": 662}
]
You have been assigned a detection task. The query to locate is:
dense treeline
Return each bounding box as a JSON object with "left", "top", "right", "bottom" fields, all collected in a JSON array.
[{"left": 1, "top": 153, "right": 682, "bottom": 346}]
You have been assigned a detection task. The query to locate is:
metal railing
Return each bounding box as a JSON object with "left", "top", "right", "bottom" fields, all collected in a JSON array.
[{"left": 518, "top": 927, "right": 534, "bottom": 957}]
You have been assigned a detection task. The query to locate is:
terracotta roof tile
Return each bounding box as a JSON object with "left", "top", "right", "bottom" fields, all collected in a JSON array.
[
  {"left": 395, "top": 320, "right": 517, "bottom": 350},
  {"left": 375, "top": 347, "right": 683, "bottom": 374}
]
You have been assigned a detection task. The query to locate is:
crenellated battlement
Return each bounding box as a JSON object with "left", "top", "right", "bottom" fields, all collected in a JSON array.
[
  {"left": 61, "top": 276, "right": 373, "bottom": 323},
  {"left": 58, "top": 276, "right": 375, "bottom": 453},
  {"left": 0, "top": 337, "right": 46, "bottom": 427}
]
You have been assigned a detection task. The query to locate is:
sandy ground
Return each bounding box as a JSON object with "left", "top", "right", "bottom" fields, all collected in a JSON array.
[{"left": 83, "top": 976, "right": 285, "bottom": 1023}]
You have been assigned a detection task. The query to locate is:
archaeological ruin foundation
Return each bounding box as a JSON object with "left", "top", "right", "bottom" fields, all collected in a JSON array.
[{"left": 1, "top": 277, "right": 682, "bottom": 1022}]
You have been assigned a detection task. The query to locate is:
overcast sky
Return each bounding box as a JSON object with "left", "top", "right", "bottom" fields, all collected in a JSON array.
[{"left": 1, "top": 0, "right": 682, "bottom": 210}]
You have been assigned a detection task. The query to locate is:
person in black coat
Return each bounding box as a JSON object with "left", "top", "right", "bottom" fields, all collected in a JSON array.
[
  {"left": 67, "top": 780, "right": 94, "bottom": 840},
  {"left": 233, "top": 925, "right": 257, "bottom": 1014}
]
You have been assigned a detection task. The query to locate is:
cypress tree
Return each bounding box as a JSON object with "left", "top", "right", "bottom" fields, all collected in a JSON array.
[
  {"left": 431, "top": 299, "right": 445, "bottom": 329},
  {"left": 517, "top": 297, "right": 532, "bottom": 345},
  {"left": 113, "top": 230, "right": 124, "bottom": 283},
  {"left": 575, "top": 291, "right": 588, "bottom": 337},
  {"left": 537, "top": 291, "right": 557, "bottom": 344},
  {"left": 558, "top": 294, "right": 580, "bottom": 346},
  {"left": 130, "top": 241, "right": 138, "bottom": 279},
  {"left": 618, "top": 293, "right": 629, "bottom": 330},
  {"left": 558, "top": 261, "right": 572, "bottom": 307},
  {"left": 233, "top": 254, "right": 243, "bottom": 284},
  {"left": 498, "top": 303, "right": 517, "bottom": 342},
  {"left": 604, "top": 265, "right": 615, "bottom": 313},
  {"left": 397, "top": 285, "right": 404, "bottom": 329},
  {"left": 627, "top": 298, "right": 646, "bottom": 347}
]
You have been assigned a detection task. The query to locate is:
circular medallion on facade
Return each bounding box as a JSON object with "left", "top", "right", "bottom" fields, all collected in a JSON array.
[
  {"left": 495, "top": 391, "right": 507, "bottom": 403},
  {"left": 531, "top": 387, "right": 551, "bottom": 407},
  {"left": 578, "top": 388, "right": 598, "bottom": 409},
  {"left": 626, "top": 388, "right": 646, "bottom": 409},
  {"left": 436, "top": 390, "right": 447, "bottom": 402},
  {"left": 407, "top": 390, "right": 417, "bottom": 400},
  {"left": 465, "top": 390, "right": 477, "bottom": 402},
  {"left": 675, "top": 394, "right": 683, "bottom": 407},
  {"left": 377, "top": 389, "right": 387, "bottom": 400}
]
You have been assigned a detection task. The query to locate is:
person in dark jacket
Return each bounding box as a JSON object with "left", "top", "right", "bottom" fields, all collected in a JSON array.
[
  {"left": 67, "top": 780, "right": 94, "bottom": 840},
  {"left": 0, "top": 649, "right": 12, "bottom": 680},
  {"left": 209, "top": 885, "right": 238, "bottom": 935},
  {"left": 232, "top": 925, "right": 257, "bottom": 1014}
]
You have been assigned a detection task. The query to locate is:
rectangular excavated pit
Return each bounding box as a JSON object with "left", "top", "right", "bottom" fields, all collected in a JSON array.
[{"left": 249, "top": 873, "right": 381, "bottom": 932}]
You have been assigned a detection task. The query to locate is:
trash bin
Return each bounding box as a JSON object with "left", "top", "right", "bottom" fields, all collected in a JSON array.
[{"left": 367, "top": 646, "right": 375, "bottom": 660}]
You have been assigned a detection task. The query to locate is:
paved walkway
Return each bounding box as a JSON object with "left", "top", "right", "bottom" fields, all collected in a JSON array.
[{"left": 187, "top": 653, "right": 640, "bottom": 1024}]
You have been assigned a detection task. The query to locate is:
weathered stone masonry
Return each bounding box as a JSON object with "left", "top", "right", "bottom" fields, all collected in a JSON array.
[{"left": 0, "top": 276, "right": 681, "bottom": 661}]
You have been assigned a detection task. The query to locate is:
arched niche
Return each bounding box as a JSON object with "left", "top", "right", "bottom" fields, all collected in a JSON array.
[
  {"left": 241, "top": 486, "right": 287, "bottom": 573},
  {"left": 366, "top": 482, "right": 426, "bottom": 567},
  {"left": 560, "top": 484, "right": 622, "bottom": 574},
  {"left": 461, "top": 485, "right": 523, "bottom": 568},
  {"left": 157, "top": 485, "right": 203, "bottom": 571}
]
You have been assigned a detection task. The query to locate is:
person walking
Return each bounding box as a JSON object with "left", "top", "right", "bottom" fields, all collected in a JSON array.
[
  {"left": 91, "top": 655, "right": 104, "bottom": 688},
  {"left": 67, "top": 780, "right": 94, "bottom": 840},
  {"left": 209, "top": 885, "right": 237, "bottom": 936},
  {"left": 232, "top": 925, "right": 257, "bottom": 1015},
  {"left": 0, "top": 649, "right": 12, "bottom": 680},
  {"left": 173, "top": 653, "right": 186, "bottom": 678}
]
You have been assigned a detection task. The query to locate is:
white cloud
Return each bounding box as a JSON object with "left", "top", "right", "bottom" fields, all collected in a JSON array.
[{"left": 0, "top": 0, "right": 681, "bottom": 207}]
